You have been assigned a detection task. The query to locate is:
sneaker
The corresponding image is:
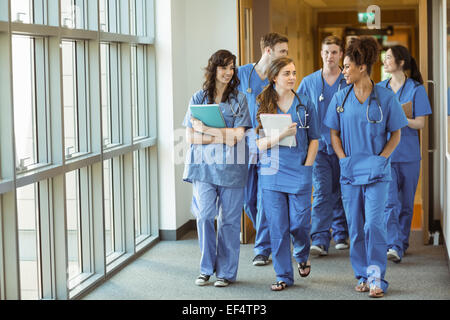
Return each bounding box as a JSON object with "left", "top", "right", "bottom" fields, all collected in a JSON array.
[
  {"left": 214, "top": 278, "right": 230, "bottom": 287},
  {"left": 252, "top": 254, "right": 269, "bottom": 266},
  {"left": 335, "top": 240, "right": 349, "bottom": 250},
  {"left": 387, "top": 249, "right": 401, "bottom": 263},
  {"left": 195, "top": 274, "right": 210, "bottom": 286},
  {"left": 310, "top": 245, "right": 328, "bottom": 256}
]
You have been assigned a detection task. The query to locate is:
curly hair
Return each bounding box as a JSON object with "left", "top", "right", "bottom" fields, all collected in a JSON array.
[
  {"left": 202, "top": 50, "right": 240, "bottom": 104},
  {"left": 255, "top": 57, "right": 295, "bottom": 135},
  {"left": 345, "top": 36, "right": 381, "bottom": 75}
]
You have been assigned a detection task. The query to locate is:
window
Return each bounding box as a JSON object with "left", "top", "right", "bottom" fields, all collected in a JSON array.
[
  {"left": 1, "top": 0, "right": 156, "bottom": 300},
  {"left": 62, "top": 40, "right": 89, "bottom": 159},
  {"left": 12, "top": 35, "right": 49, "bottom": 173},
  {"left": 11, "top": 0, "right": 33, "bottom": 24},
  {"left": 17, "top": 183, "right": 41, "bottom": 300},
  {"left": 101, "top": 42, "right": 122, "bottom": 147},
  {"left": 61, "top": 0, "right": 86, "bottom": 29}
]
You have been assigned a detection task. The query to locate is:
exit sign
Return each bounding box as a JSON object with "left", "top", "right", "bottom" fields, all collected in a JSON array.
[{"left": 358, "top": 12, "right": 375, "bottom": 23}]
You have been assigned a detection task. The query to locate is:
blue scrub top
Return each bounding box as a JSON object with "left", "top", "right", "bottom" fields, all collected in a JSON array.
[
  {"left": 259, "top": 93, "right": 320, "bottom": 194},
  {"left": 297, "top": 70, "right": 348, "bottom": 155},
  {"left": 237, "top": 63, "right": 270, "bottom": 165},
  {"left": 378, "top": 78, "right": 432, "bottom": 163},
  {"left": 237, "top": 63, "right": 269, "bottom": 128},
  {"left": 324, "top": 85, "right": 408, "bottom": 185},
  {"left": 182, "top": 89, "right": 252, "bottom": 188}
]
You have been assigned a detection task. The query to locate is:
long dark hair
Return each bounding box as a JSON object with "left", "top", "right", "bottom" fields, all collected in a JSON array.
[
  {"left": 202, "top": 50, "right": 240, "bottom": 104},
  {"left": 388, "top": 45, "right": 423, "bottom": 84},
  {"left": 344, "top": 36, "right": 380, "bottom": 76},
  {"left": 255, "top": 57, "right": 295, "bottom": 135}
]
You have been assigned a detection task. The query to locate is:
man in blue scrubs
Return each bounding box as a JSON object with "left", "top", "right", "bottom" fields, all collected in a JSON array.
[
  {"left": 297, "top": 36, "right": 349, "bottom": 256},
  {"left": 237, "top": 33, "right": 289, "bottom": 266}
]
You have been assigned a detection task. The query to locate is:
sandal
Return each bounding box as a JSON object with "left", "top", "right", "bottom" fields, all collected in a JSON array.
[
  {"left": 369, "top": 285, "right": 384, "bottom": 298},
  {"left": 271, "top": 281, "right": 287, "bottom": 291},
  {"left": 298, "top": 261, "right": 311, "bottom": 278},
  {"left": 355, "top": 282, "right": 369, "bottom": 292}
]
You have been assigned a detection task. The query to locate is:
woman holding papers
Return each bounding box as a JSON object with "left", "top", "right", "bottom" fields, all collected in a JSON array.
[
  {"left": 182, "top": 50, "right": 252, "bottom": 287},
  {"left": 255, "top": 57, "right": 320, "bottom": 291},
  {"left": 378, "top": 45, "right": 432, "bottom": 263},
  {"left": 324, "top": 37, "right": 408, "bottom": 298}
]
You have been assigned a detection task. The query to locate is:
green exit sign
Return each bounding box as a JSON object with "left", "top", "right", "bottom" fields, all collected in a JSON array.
[{"left": 358, "top": 12, "right": 375, "bottom": 23}]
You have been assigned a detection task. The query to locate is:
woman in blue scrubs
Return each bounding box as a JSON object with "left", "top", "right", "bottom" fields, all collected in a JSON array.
[
  {"left": 255, "top": 57, "right": 320, "bottom": 291},
  {"left": 183, "top": 50, "right": 252, "bottom": 287},
  {"left": 324, "top": 37, "right": 408, "bottom": 298},
  {"left": 379, "top": 45, "right": 432, "bottom": 263}
]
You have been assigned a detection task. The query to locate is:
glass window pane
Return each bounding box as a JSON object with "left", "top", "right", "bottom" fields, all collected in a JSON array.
[
  {"left": 11, "top": 0, "right": 33, "bottom": 24},
  {"left": 129, "top": 0, "right": 136, "bottom": 35},
  {"left": 12, "top": 35, "right": 37, "bottom": 170},
  {"left": 104, "top": 159, "right": 114, "bottom": 257},
  {"left": 133, "top": 150, "right": 141, "bottom": 239},
  {"left": 62, "top": 41, "right": 80, "bottom": 158},
  {"left": 100, "top": 43, "right": 111, "bottom": 146},
  {"left": 131, "top": 45, "right": 138, "bottom": 138},
  {"left": 61, "top": 0, "right": 85, "bottom": 29},
  {"left": 66, "top": 170, "right": 82, "bottom": 282},
  {"left": 17, "top": 183, "right": 40, "bottom": 300},
  {"left": 99, "top": 0, "right": 108, "bottom": 32}
]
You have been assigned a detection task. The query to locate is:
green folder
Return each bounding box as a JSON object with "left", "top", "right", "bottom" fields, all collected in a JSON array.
[{"left": 189, "top": 104, "right": 226, "bottom": 128}]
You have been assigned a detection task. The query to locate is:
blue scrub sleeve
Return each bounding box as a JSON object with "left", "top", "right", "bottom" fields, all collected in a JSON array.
[
  {"left": 386, "top": 96, "right": 409, "bottom": 133},
  {"left": 323, "top": 94, "right": 340, "bottom": 131},
  {"left": 232, "top": 94, "right": 252, "bottom": 129},
  {"left": 182, "top": 91, "right": 204, "bottom": 128},
  {"left": 413, "top": 85, "right": 432, "bottom": 117},
  {"left": 306, "top": 98, "right": 320, "bottom": 140}
]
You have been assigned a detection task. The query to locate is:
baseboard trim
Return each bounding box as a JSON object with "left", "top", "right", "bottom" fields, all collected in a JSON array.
[{"left": 159, "top": 219, "right": 196, "bottom": 241}]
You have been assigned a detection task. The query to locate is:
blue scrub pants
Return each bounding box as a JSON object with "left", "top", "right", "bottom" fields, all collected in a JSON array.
[
  {"left": 243, "top": 164, "right": 271, "bottom": 257},
  {"left": 311, "top": 151, "right": 348, "bottom": 250},
  {"left": 192, "top": 180, "right": 244, "bottom": 281},
  {"left": 385, "top": 161, "right": 420, "bottom": 257},
  {"left": 341, "top": 182, "right": 389, "bottom": 292},
  {"left": 262, "top": 189, "right": 311, "bottom": 286}
]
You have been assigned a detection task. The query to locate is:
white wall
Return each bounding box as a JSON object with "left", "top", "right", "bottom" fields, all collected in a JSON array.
[{"left": 155, "top": 0, "right": 238, "bottom": 233}]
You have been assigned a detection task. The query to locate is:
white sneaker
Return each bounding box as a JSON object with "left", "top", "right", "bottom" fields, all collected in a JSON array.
[
  {"left": 214, "top": 278, "right": 230, "bottom": 287},
  {"left": 195, "top": 274, "right": 210, "bottom": 286},
  {"left": 310, "top": 245, "right": 328, "bottom": 256},
  {"left": 387, "top": 249, "right": 401, "bottom": 263},
  {"left": 335, "top": 240, "right": 349, "bottom": 250}
]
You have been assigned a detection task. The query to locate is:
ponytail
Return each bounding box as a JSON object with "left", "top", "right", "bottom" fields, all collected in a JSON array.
[
  {"left": 409, "top": 56, "right": 423, "bottom": 84},
  {"left": 389, "top": 45, "right": 423, "bottom": 84}
]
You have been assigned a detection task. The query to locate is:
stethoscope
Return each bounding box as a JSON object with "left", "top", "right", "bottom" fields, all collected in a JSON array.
[
  {"left": 292, "top": 90, "right": 309, "bottom": 129},
  {"left": 385, "top": 76, "right": 407, "bottom": 101},
  {"left": 201, "top": 92, "right": 243, "bottom": 118},
  {"left": 246, "top": 61, "right": 264, "bottom": 94},
  {"left": 336, "top": 80, "right": 383, "bottom": 124},
  {"left": 319, "top": 67, "right": 346, "bottom": 102}
]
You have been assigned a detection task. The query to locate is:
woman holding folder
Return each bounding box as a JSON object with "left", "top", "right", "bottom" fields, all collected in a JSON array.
[
  {"left": 378, "top": 45, "right": 432, "bottom": 263},
  {"left": 255, "top": 57, "right": 319, "bottom": 291},
  {"left": 182, "top": 50, "right": 252, "bottom": 287}
]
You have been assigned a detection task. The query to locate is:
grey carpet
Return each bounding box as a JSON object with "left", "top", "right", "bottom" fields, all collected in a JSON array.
[{"left": 83, "top": 230, "right": 450, "bottom": 300}]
